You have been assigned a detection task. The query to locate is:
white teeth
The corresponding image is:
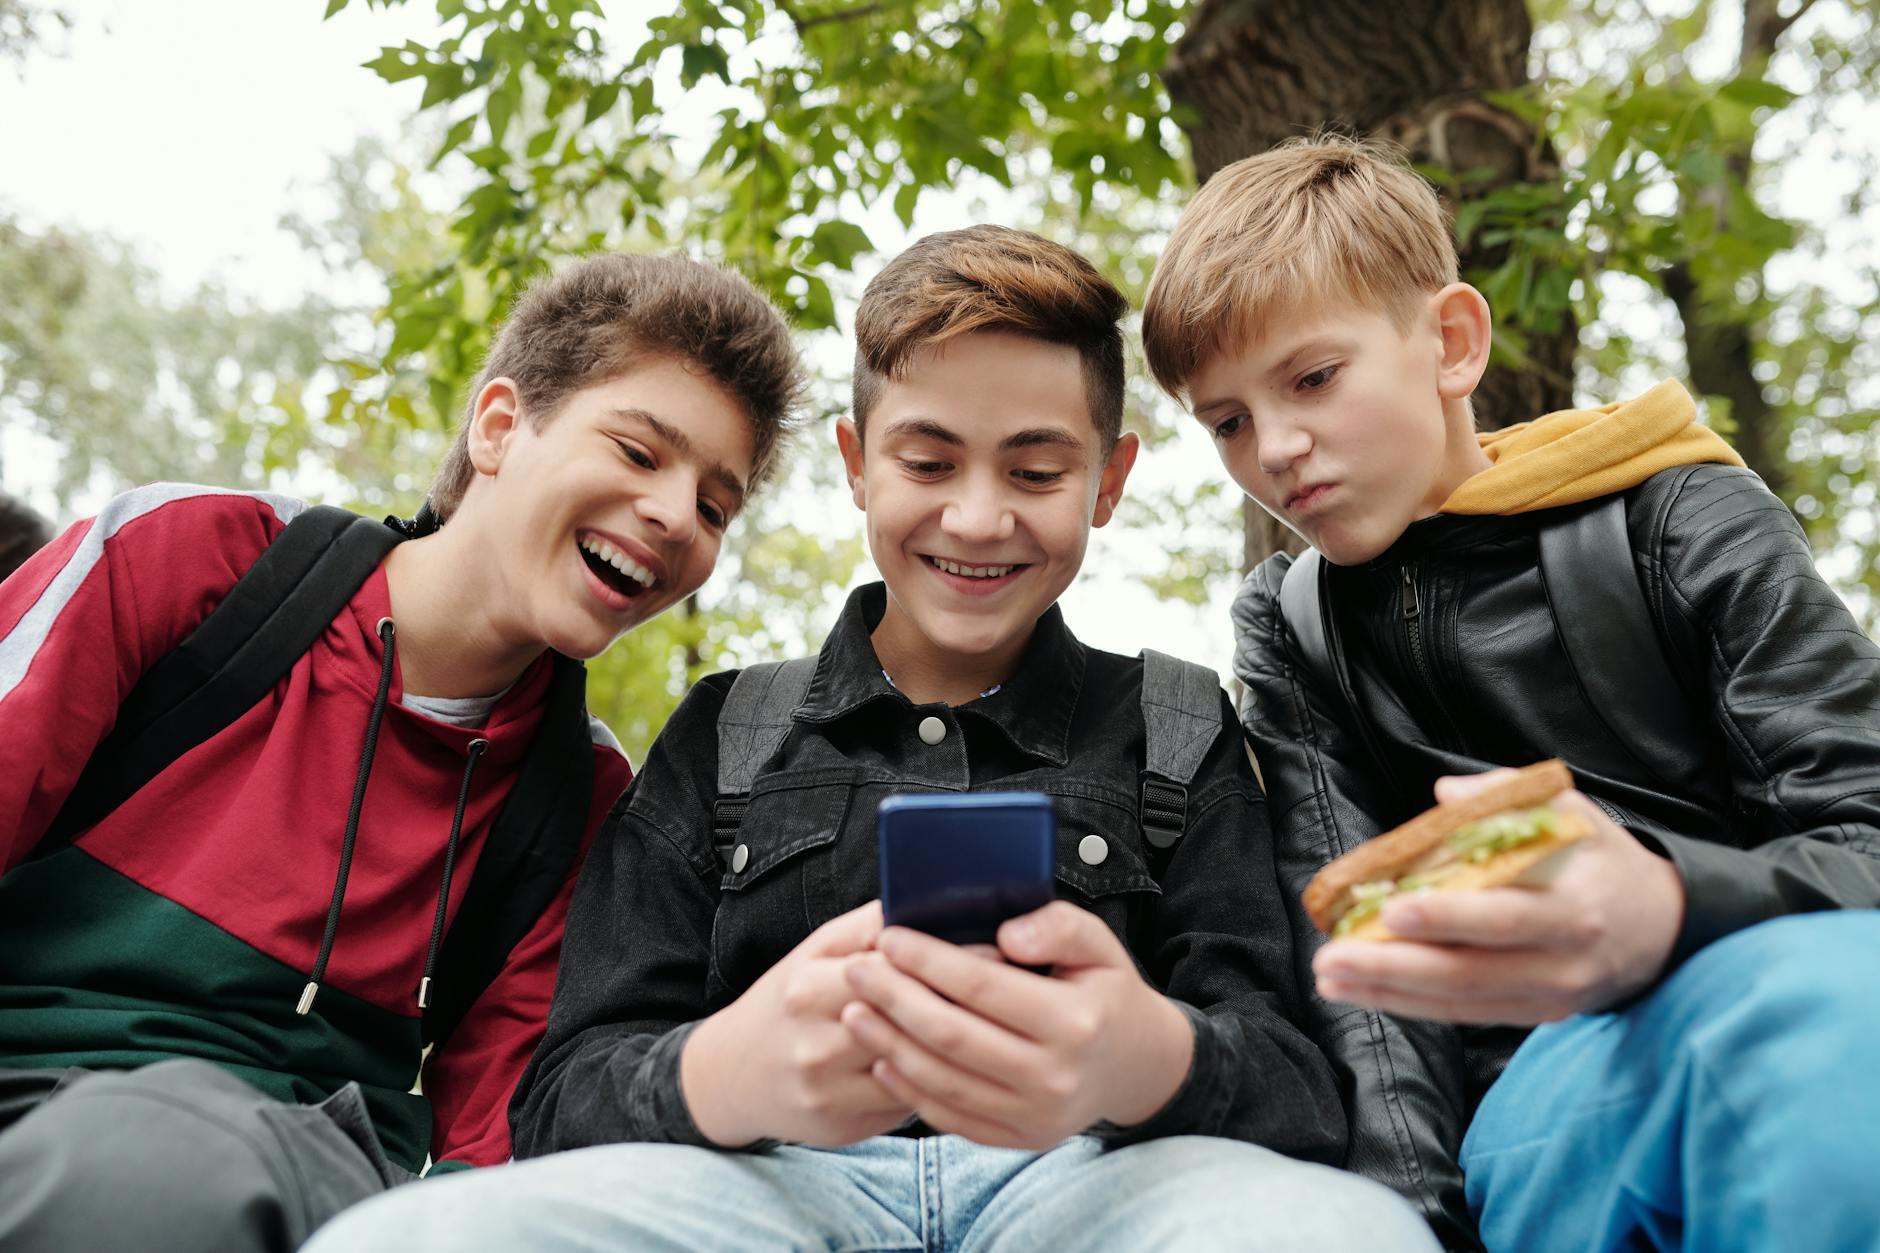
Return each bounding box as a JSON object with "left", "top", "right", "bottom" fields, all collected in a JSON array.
[
  {"left": 931, "top": 557, "right": 1015, "bottom": 579},
  {"left": 579, "top": 535, "right": 655, "bottom": 587}
]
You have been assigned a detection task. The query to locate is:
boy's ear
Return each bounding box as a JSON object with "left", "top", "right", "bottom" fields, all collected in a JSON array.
[
  {"left": 1090, "top": 431, "right": 1141, "bottom": 529},
  {"left": 834, "top": 417, "right": 867, "bottom": 511},
  {"left": 466, "top": 377, "right": 524, "bottom": 476},
  {"left": 1431, "top": 283, "right": 1492, "bottom": 403}
]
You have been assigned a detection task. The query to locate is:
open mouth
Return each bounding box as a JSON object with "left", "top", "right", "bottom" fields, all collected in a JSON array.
[{"left": 579, "top": 533, "right": 656, "bottom": 602}]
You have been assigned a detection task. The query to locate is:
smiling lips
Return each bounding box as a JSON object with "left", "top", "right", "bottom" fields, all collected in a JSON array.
[
  {"left": 577, "top": 531, "right": 662, "bottom": 609},
  {"left": 920, "top": 553, "right": 1027, "bottom": 595}
]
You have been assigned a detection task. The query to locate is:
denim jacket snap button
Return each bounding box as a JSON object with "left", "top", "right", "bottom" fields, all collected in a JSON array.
[
  {"left": 917, "top": 716, "right": 946, "bottom": 745},
  {"left": 1077, "top": 835, "right": 1109, "bottom": 866},
  {"left": 731, "top": 844, "right": 750, "bottom": 873}
]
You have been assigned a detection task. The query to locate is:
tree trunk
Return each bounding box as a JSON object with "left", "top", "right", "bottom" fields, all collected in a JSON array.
[
  {"left": 1162, "top": 0, "right": 1576, "bottom": 571},
  {"left": 1651, "top": 0, "right": 1807, "bottom": 502}
]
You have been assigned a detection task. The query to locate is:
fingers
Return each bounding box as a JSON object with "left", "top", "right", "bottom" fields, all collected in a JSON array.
[
  {"left": 801, "top": 900, "right": 886, "bottom": 958},
  {"left": 844, "top": 951, "right": 1034, "bottom": 1082},
  {"left": 1431, "top": 767, "right": 1521, "bottom": 805},
  {"left": 995, "top": 901, "right": 1129, "bottom": 972},
  {"left": 1378, "top": 887, "right": 1596, "bottom": 950},
  {"left": 840, "top": 1002, "right": 1029, "bottom": 1129},
  {"left": 873, "top": 927, "right": 1065, "bottom": 1041},
  {"left": 868, "top": 1060, "right": 1044, "bottom": 1150},
  {"left": 1313, "top": 939, "right": 1590, "bottom": 1025}
]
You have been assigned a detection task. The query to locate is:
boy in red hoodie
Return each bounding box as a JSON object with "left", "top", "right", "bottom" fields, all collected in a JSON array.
[{"left": 0, "top": 253, "right": 801, "bottom": 1252}]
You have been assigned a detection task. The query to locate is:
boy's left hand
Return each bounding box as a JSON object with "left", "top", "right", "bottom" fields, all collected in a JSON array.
[
  {"left": 1313, "top": 770, "right": 1686, "bottom": 1025},
  {"left": 839, "top": 900, "right": 1194, "bottom": 1150}
]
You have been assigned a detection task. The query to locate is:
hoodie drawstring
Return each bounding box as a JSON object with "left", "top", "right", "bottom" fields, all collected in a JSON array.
[
  {"left": 299, "top": 617, "right": 398, "bottom": 1016},
  {"left": 417, "top": 737, "right": 488, "bottom": 1010}
]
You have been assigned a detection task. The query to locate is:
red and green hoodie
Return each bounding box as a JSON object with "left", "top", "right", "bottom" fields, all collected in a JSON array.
[{"left": 0, "top": 484, "right": 631, "bottom": 1172}]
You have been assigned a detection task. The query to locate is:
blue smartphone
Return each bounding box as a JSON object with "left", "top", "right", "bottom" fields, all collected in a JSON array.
[{"left": 878, "top": 792, "right": 1055, "bottom": 946}]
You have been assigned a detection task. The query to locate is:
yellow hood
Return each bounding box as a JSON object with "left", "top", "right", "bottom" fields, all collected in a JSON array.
[{"left": 1440, "top": 379, "right": 1745, "bottom": 516}]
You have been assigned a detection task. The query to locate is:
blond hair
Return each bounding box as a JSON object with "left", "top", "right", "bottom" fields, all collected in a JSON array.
[
  {"left": 1141, "top": 134, "right": 1457, "bottom": 398},
  {"left": 853, "top": 225, "right": 1128, "bottom": 451}
]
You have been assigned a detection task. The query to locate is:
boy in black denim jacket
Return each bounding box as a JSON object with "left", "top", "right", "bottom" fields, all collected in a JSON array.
[{"left": 313, "top": 226, "right": 1435, "bottom": 1252}]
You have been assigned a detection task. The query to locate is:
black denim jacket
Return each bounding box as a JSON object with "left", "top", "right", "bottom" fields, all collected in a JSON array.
[{"left": 510, "top": 583, "right": 1346, "bottom": 1163}]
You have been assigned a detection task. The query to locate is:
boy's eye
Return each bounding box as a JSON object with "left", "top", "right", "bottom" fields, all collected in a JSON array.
[
  {"left": 1212, "top": 413, "right": 1246, "bottom": 441},
  {"left": 698, "top": 500, "right": 727, "bottom": 529},
  {"left": 1298, "top": 364, "right": 1340, "bottom": 392},
  {"left": 900, "top": 459, "right": 950, "bottom": 477},
  {"left": 615, "top": 439, "right": 655, "bottom": 470},
  {"left": 1013, "top": 468, "right": 1066, "bottom": 485}
]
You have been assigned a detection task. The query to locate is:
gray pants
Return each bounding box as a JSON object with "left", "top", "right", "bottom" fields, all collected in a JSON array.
[{"left": 0, "top": 1058, "right": 412, "bottom": 1252}]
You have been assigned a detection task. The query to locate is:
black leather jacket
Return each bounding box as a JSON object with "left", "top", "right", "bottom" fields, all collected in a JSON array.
[{"left": 1234, "top": 464, "right": 1880, "bottom": 1249}]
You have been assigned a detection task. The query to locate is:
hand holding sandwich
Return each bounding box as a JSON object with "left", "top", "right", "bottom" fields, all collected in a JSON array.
[{"left": 1311, "top": 763, "right": 1685, "bottom": 1025}]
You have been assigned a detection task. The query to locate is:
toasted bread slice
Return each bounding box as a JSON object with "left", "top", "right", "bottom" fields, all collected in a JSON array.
[
  {"left": 1330, "top": 811, "right": 1593, "bottom": 940},
  {"left": 1305, "top": 759, "right": 1579, "bottom": 936}
]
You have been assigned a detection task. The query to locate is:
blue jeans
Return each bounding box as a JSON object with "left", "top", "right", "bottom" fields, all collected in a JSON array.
[
  {"left": 308, "top": 1133, "right": 1438, "bottom": 1252},
  {"left": 1462, "top": 912, "right": 1880, "bottom": 1253}
]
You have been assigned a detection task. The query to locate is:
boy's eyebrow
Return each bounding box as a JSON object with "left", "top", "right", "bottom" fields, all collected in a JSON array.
[
  {"left": 877, "top": 418, "right": 965, "bottom": 447},
  {"left": 610, "top": 408, "right": 748, "bottom": 502},
  {"left": 998, "top": 426, "right": 1086, "bottom": 453},
  {"left": 1265, "top": 337, "right": 1352, "bottom": 382}
]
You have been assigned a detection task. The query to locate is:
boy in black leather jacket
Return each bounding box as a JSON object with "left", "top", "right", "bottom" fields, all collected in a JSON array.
[{"left": 1140, "top": 134, "right": 1880, "bottom": 1252}]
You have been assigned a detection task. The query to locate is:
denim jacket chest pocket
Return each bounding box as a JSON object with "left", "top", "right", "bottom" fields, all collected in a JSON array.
[
  {"left": 1048, "top": 792, "right": 1161, "bottom": 940},
  {"left": 710, "top": 775, "right": 854, "bottom": 996}
]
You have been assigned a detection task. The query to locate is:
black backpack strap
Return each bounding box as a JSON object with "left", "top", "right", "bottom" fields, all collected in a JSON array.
[
  {"left": 1538, "top": 495, "right": 1710, "bottom": 796},
  {"left": 1138, "top": 649, "right": 1225, "bottom": 851},
  {"left": 44, "top": 505, "right": 403, "bottom": 849},
  {"left": 425, "top": 652, "right": 594, "bottom": 1047},
  {"left": 1276, "top": 549, "right": 1416, "bottom": 802},
  {"left": 711, "top": 658, "right": 818, "bottom": 869}
]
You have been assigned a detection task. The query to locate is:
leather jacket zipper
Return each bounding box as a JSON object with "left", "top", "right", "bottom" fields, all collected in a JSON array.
[
  {"left": 1401, "top": 563, "right": 1430, "bottom": 684},
  {"left": 1399, "top": 559, "right": 1468, "bottom": 751}
]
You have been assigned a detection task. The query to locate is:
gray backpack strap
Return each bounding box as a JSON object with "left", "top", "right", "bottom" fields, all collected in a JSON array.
[
  {"left": 1139, "top": 649, "right": 1226, "bottom": 850},
  {"left": 1278, "top": 549, "right": 1334, "bottom": 686},
  {"left": 711, "top": 657, "right": 818, "bottom": 868},
  {"left": 1538, "top": 495, "right": 1709, "bottom": 795}
]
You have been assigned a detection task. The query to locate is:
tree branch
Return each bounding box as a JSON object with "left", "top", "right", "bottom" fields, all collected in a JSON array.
[{"left": 776, "top": 0, "right": 887, "bottom": 33}]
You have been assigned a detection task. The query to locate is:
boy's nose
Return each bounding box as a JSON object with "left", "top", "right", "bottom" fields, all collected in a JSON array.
[
  {"left": 1256, "top": 418, "right": 1312, "bottom": 475},
  {"left": 635, "top": 478, "right": 697, "bottom": 544},
  {"left": 940, "top": 487, "right": 1015, "bottom": 543}
]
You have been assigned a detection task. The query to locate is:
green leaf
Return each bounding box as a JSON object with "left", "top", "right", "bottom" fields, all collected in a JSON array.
[
  {"left": 583, "top": 82, "right": 622, "bottom": 126},
  {"left": 433, "top": 115, "right": 477, "bottom": 167},
  {"left": 323, "top": 0, "right": 349, "bottom": 18},
  {"left": 893, "top": 182, "right": 920, "bottom": 230},
  {"left": 1716, "top": 76, "right": 1798, "bottom": 112},
  {"left": 680, "top": 43, "right": 731, "bottom": 88},
  {"left": 809, "top": 220, "right": 874, "bottom": 268}
]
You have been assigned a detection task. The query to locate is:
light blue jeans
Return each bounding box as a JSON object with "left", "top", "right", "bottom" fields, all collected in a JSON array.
[
  {"left": 308, "top": 1132, "right": 1438, "bottom": 1252},
  {"left": 1462, "top": 912, "right": 1880, "bottom": 1252}
]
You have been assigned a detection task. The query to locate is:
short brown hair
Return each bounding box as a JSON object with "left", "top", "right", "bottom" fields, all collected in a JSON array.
[
  {"left": 852, "top": 226, "right": 1127, "bottom": 450},
  {"left": 429, "top": 252, "right": 804, "bottom": 520},
  {"left": 1142, "top": 134, "right": 1458, "bottom": 398}
]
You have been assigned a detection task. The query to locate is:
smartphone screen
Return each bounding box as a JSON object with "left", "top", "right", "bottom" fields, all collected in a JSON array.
[{"left": 877, "top": 791, "right": 1055, "bottom": 945}]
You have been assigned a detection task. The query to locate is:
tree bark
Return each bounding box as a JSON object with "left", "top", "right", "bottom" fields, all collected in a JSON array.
[
  {"left": 1650, "top": 0, "right": 1809, "bottom": 502},
  {"left": 1162, "top": 0, "right": 1576, "bottom": 570}
]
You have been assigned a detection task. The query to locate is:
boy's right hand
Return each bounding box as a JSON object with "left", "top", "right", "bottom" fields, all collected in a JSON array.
[{"left": 680, "top": 901, "right": 912, "bottom": 1148}]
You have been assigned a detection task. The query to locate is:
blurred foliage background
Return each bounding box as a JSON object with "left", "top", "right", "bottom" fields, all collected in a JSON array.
[{"left": 1, "top": 0, "right": 1875, "bottom": 759}]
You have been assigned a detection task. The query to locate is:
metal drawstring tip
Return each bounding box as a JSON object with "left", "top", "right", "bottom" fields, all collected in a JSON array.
[
  {"left": 296, "top": 982, "right": 320, "bottom": 1015},
  {"left": 416, "top": 977, "right": 432, "bottom": 1010}
]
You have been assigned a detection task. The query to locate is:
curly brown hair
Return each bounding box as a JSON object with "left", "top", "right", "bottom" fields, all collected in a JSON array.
[{"left": 429, "top": 253, "right": 805, "bottom": 520}]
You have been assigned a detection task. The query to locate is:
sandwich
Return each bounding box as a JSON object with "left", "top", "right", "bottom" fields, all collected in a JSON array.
[{"left": 1305, "top": 759, "right": 1593, "bottom": 941}]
